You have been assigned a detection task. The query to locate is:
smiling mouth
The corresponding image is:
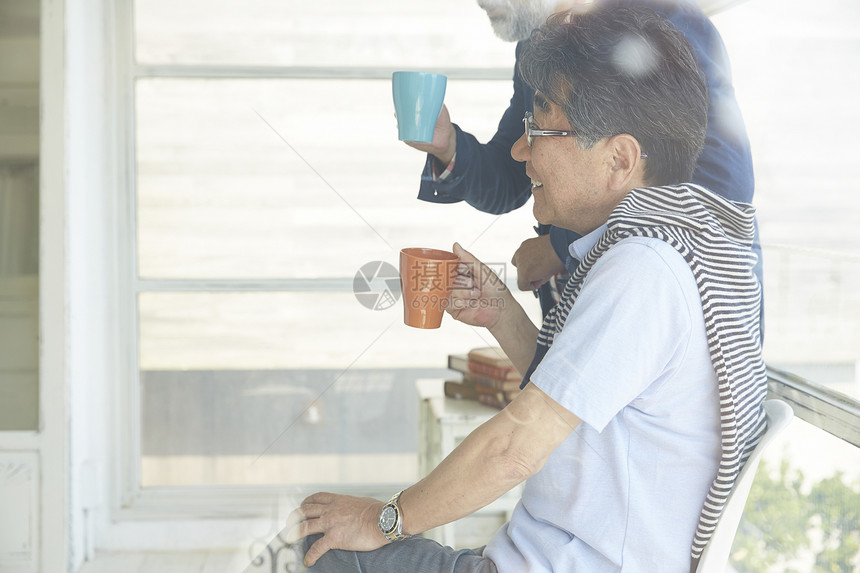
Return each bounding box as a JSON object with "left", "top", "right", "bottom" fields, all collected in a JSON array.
[{"left": 531, "top": 179, "right": 543, "bottom": 190}]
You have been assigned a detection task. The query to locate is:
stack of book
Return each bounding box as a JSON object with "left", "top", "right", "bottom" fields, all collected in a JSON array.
[{"left": 445, "top": 347, "right": 522, "bottom": 409}]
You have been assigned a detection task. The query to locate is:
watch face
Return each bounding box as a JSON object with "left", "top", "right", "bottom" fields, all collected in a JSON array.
[{"left": 379, "top": 504, "right": 397, "bottom": 533}]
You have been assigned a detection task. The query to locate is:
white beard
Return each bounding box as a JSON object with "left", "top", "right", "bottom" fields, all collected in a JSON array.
[{"left": 477, "top": 0, "right": 558, "bottom": 42}]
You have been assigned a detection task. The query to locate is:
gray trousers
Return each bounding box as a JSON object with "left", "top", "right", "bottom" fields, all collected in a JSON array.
[{"left": 302, "top": 534, "right": 498, "bottom": 573}]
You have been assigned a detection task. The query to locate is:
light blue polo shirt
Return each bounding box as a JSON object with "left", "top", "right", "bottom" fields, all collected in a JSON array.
[{"left": 484, "top": 227, "right": 721, "bottom": 572}]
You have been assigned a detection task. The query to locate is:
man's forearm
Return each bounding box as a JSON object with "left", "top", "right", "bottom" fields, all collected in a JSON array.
[
  {"left": 396, "top": 384, "right": 578, "bottom": 536},
  {"left": 397, "top": 415, "right": 529, "bottom": 536},
  {"left": 489, "top": 300, "right": 539, "bottom": 376}
]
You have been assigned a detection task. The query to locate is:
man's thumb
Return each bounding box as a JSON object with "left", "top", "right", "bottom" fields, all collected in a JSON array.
[{"left": 453, "top": 242, "right": 471, "bottom": 262}]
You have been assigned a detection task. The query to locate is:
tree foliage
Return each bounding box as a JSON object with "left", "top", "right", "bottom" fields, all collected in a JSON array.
[{"left": 729, "top": 459, "right": 860, "bottom": 573}]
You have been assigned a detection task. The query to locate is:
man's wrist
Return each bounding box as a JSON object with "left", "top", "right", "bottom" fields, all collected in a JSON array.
[
  {"left": 485, "top": 288, "right": 518, "bottom": 333},
  {"left": 370, "top": 500, "right": 390, "bottom": 543},
  {"left": 432, "top": 152, "right": 457, "bottom": 182},
  {"left": 433, "top": 149, "right": 455, "bottom": 168},
  {"left": 378, "top": 490, "right": 412, "bottom": 542},
  {"left": 433, "top": 127, "right": 457, "bottom": 165},
  {"left": 487, "top": 293, "right": 537, "bottom": 374}
]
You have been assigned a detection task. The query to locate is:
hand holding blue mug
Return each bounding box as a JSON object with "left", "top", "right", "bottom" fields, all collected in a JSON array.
[{"left": 392, "top": 71, "right": 447, "bottom": 144}]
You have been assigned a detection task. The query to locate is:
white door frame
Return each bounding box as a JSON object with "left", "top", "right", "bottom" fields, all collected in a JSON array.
[
  {"left": 0, "top": 1, "right": 71, "bottom": 572},
  {"left": 39, "top": 0, "right": 69, "bottom": 567}
]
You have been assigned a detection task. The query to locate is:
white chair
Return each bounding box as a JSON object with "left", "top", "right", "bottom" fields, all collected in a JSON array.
[{"left": 696, "top": 399, "right": 794, "bottom": 573}]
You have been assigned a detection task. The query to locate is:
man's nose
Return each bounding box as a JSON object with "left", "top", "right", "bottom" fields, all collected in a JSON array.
[{"left": 511, "top": 132, "right": 529, "bottom": 163}]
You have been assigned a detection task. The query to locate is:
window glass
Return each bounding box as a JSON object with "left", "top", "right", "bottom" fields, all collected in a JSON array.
[
  {"left": 134, "top": 0, "right": 515, "bottom": 68},
  {"left": 712, "top": 0, "right": 860, "bottom": 402},
  {"left": 729, "top": 418, "right": 860, "bottom": 571},
  {"left": 138, "top": 289, "right": 541, "bottom": 487},
  {"left": 139, "top": 291, "right": 540, "bottom": 371},
  {"left": 712, "top": 0, "right": 860, "bottom": 568},
  {"left": 141, "top": 365, "right": 424, "bottom": 487},
  {"left": 0, "top": 0, "right": 39, "bottom": 431},
  {"left": 136, "top": 78, "right": 536, "bottom": 279},
  {"left": 133, "top": 0, "right": 547, "bottom": 489}
]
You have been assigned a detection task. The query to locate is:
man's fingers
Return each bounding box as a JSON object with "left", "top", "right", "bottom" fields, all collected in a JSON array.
[
  {"left": 517, "top": 274, "right": 531, "bottom": 292},
  {"left": 284, "top": 507, "right": 306, "bottom": 531},
  {"left": 283, "top": 517, "right": 309, "bottom": 543},
  {"left": 283, "top": 522, "right": 301, "bottom": 544},
  {"left": 284, "top": 493, "right": 334, "bottom": 540},
  {"left": 304, "top": 536, "right": 334, "bottom": 568},
  {"left": 452, "top": 242, "right": 474, "bottom": 263},
  {"left": 284, "top": 503, "right": 326, "bottom": 543},
  {"left": 300, "top": 501, "right": 328, "bottom": 516},
  {"left": 284, "top": 515, "right": 324, "bottom": 544},
  {"left": 453, "top": 244, "right": 482, "bottom": 293},
  {"left": 517, "top": 267, "right": 548, "bottom": 291},
  {"left": 452, "top": 270, "right": 474, "bottom": 291},
  {"left": 302, "top": 491, "right": 334, "bottom": 505},
  {"left": 291, "top": 500, "right": 327, "bottom": 526},
  {"left": 453, "top": 243, "right": 494, "bottom": 282}
]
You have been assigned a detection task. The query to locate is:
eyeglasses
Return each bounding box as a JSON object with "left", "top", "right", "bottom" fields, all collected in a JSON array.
[
  {"left": 522, "top": 111, "right": 647, "bottom": 158},
  {"left": 522, "top": 111, "right": 574, "bottom": 147}
]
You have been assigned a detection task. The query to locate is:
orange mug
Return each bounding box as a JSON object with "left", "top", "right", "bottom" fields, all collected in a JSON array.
[{"left": 399, "top": 248, "right": 460, "bottom": 329}]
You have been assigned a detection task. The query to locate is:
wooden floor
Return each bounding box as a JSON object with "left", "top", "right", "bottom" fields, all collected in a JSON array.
[{"left": 77, "top": 550, "right": 251, "bottom": 573}]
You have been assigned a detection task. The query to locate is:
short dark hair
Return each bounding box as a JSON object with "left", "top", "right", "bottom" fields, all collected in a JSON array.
[{"left": 518, "top": 7, "right": 708, "bottom": 185}]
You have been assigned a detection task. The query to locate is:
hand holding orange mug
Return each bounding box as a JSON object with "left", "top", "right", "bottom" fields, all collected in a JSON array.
[{"left": 399, "top": 248, "right": 460, "bottom": 329}]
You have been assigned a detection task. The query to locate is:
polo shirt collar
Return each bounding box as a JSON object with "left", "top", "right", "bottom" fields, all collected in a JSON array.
[{"left": 568, "top": 224, "right": 608, "bottom": 261}]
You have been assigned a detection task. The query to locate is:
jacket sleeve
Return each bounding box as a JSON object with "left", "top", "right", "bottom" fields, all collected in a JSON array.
[
  {"left": 666, "top": 2, "right": 755, "bottom": 203},
  {"left": 549, "top": 226, "right": 581, "bottom": 273},
  {"left": 416, "top": 42, "right": 533, "bottom": 215}
]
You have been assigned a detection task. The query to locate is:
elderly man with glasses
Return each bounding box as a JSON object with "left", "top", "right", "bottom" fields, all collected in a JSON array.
[{"left": 286, "top": 7, "right": 766, "bottom": 573}]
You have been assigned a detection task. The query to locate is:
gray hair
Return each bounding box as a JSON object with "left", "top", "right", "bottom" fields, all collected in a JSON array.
[{"left": 518, "top": 7, "right": 708, "bottom": 185}]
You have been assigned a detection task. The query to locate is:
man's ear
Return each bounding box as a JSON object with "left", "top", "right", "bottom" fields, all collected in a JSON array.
[{"left": 606, "top": 134, "right": 645, "bottom": 191}]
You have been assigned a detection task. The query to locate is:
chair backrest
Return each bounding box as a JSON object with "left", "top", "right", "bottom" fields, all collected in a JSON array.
[{"left": 695, "top": 399, "right": 794, "bottom": 573}]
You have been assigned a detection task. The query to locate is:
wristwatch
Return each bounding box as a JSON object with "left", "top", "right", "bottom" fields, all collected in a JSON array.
[{"left": 378, "top": 490, "right": 411, "bottom": 541}]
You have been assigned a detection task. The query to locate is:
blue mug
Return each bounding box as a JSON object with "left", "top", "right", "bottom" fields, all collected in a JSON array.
[{"left": 392, "top": 71, "right": 447, "bottom": 143}]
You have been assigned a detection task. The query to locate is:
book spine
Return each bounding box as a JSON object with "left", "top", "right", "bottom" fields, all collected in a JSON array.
[
  {"left": 475, "top": 383, "right": 520, "bottom": 399},
  {"left": 466, "top": 372, "right": 521, "bottom": 392},
  {"left": 468, "top": 360, "right": 521, "bottom": 381},
  {"left": 447, "top": 353, "right": 469, "bottom": 374},
  {"left": 444, "top": 380, "right": 479, "bottom": 401}
]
